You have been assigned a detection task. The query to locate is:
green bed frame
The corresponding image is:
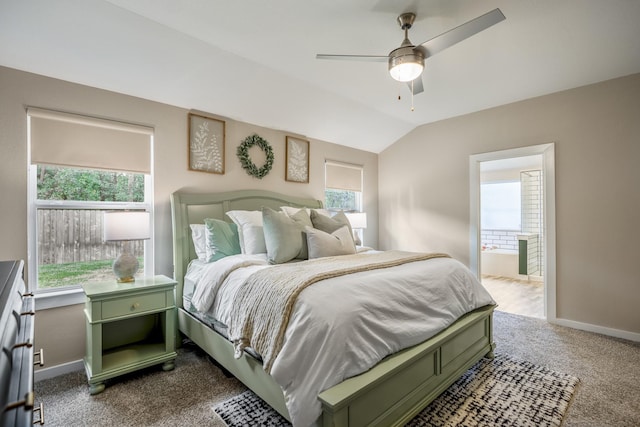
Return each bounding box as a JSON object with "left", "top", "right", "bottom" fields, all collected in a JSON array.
[{"left": 170, "top": 190, "right": 495, "bottom": 427}]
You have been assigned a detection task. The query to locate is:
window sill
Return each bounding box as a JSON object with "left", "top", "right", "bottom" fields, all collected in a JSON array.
[{"left": 35, "top": 287, "right": 85, "bottom": 310}]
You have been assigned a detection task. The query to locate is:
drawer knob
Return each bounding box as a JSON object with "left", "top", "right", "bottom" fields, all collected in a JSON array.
[
  {"left": 131, "top": 302, "right": 141, "bottom": 311},
  {"left": 12, "top": 340, "right": 32, "bottom": 350},
  {"left": 5, "top": 391, "right": 34, "bottom": 411}
]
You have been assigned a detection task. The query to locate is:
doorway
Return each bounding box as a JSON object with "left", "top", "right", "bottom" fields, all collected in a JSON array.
[{"left": 469, "top": 144, "right": 556, "bottom": 321}]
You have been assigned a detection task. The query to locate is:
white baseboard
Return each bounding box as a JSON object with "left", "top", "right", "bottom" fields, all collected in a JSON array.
[
  {"left": 35, "top": 359, "right": 84, "bottom": 382},
  {"left": 552, "top": 318, "right": 640, "bottom": 342}
]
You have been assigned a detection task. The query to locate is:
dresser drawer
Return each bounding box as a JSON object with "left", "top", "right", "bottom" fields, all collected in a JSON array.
[{"left": 101, "top": 292, "right": 166, "bottom": 320}]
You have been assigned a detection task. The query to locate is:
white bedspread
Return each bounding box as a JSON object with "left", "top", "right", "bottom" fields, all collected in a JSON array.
[{"left": 188, "top": 252, "right": 495, "bottom": 427}]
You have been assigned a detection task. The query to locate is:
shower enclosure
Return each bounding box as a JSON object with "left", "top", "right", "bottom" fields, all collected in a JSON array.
[{"left": 519, "top": 170, "right": 543, "bottom": 279}]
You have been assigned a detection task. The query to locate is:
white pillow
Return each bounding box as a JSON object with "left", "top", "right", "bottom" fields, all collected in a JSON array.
[
  {"left": 304, "top": 225, "right": 356, "bottom": 259},
  {"left": 226, "top": 210, "right": 266, "bottom": 254},
  {"left": 190, "top": 224, "right": 207, "bottom": 261},
  {"left": 280, "top": 206, "right": 332, "bottom": 218}
]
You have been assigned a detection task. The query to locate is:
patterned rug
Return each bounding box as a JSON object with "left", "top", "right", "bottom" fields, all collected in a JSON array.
[{"left": 213, "top": 354, "right": 579, "bottom": 427}]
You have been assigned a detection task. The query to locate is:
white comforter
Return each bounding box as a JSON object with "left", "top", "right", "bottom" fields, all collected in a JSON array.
[{"left": 189, "top": 252, "right": 495, "bottom": 427}]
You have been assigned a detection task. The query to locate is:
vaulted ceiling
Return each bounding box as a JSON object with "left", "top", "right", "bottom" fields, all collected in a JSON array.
[{"left": 1, "top": 0, "right": 639, "bottom": 153}]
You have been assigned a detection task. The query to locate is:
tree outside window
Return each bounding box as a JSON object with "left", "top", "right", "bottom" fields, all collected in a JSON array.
[{"left": 34, "top": 166, "right": 149, "bottom": 290}]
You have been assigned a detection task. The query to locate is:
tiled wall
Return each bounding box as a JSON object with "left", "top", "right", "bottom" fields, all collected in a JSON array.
[
  {"left": 521, "top": 170, "right": 543, "bottom": 276},
  {"left": 521, "top": 170, "right": 542, "bottom": 236},
  {"left": 525, "top": 234, "right": 540, "bottom": 275},
  {"left": 481, "top": 230, "right": 519, "bottom": 251}
]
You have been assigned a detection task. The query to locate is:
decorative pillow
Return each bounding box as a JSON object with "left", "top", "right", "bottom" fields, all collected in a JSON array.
[
  {"left": 280, "top": 205, "right": 332, "bottom": 218},
  {"left": 304, "top": 225, "right": 356, "bottom": 259},
  {"left": 203, "top": 218, "right": 241, "bottom": 262},
  {"left": 190, "top": 224, "right": 207, "bottom": 261},
  {"left": 262, "top": 207, "right": 312, "bottom": 264},
  {"left": 226, "top": 210, "right": 266, "bottom": 254},
  {"left": 310, "top": 210, "right": 355, "bottom": 248}
]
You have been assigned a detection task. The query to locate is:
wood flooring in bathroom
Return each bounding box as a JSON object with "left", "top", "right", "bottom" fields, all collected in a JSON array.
[{"left": 481, "top": 275, "right": 544, "bottom": 319}]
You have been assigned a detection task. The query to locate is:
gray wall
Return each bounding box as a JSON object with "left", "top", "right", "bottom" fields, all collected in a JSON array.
[
  {"left": 379, "top": 73, "right": 640, "bottom": 336},
  {"left": 0, "top": 66, "right": 378, "bottom": 367}
]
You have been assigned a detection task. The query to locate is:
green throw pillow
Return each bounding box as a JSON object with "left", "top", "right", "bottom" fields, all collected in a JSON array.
[
  {"left": 262, "top": 207, "right": 312, "bottom": 264},
  {"left": 203, "top": 218, "right": 241, "bottom": 262}
]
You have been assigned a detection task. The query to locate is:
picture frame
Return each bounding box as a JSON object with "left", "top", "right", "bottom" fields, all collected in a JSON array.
[
  {"left": 285, "top": 136, "right": 310, "bottom": 183},
  {"left": 188, "top": 112, "right": 225, "bottom": 174}
]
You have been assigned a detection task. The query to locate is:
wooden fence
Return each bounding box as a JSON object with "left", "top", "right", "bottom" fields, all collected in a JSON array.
[{"left": 38, "top": 209, "right": 144, "bottom": 265}]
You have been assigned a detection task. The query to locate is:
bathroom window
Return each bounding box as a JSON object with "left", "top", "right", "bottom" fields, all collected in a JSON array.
[{"left": 481, "top": 181, "right": 521, "bottom": 230}]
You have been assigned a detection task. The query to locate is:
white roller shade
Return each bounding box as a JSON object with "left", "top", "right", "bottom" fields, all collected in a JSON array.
[
  {"left": 28, "top": 108, "right": 152, "bottom": 174},
  {"left": 325, "top": 161, "right": 363, "bottom": 192}
]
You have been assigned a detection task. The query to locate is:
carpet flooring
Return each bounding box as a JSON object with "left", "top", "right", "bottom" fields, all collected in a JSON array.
[
  {"left": 35, "top": 311, "right": 640, "bottom": 426},
  {"left": 214, "top": 354, "right": 579, "bottom": 427}
]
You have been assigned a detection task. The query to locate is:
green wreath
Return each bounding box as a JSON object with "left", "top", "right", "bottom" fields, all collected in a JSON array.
[{"left": 237, "top": 134, "right": 274, "bottom": 179}]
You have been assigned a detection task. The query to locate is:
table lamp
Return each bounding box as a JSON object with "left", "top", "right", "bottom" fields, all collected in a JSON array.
[
  {"left": 103, "top": 211, "right": 150, "bottom": 283},
  {"left": 345, "top": 212, "right": 367, "bottom": 246}
]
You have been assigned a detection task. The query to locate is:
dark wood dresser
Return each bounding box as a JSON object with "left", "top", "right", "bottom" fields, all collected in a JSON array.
[{"left": 1, "top": 260, "right": 44, "bottom": 426}]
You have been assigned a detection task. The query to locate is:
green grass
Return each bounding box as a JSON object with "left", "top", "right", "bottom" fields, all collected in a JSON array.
[{"left": 38, "top": 258, "right": 143, "bottom": 288}]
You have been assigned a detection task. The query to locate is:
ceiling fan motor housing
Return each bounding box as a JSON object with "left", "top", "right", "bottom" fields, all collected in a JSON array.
[{"left": 388, "top": 46, "right": 424, "bottom": 82}]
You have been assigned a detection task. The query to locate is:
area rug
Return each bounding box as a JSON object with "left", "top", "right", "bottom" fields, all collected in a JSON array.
[{"left": 213, "top": 354, "right": 579, "bottom": 427}]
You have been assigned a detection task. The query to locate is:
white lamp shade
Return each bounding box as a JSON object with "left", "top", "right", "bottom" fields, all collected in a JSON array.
[
  {"left": 345, "top": 212, "right": 367, "bottom": 229},
  {"left": 103, "top": 211, "right": 150, "bottom": 241}
]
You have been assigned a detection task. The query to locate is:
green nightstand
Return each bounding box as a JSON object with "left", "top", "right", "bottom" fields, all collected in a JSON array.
[{"left": 82, "top": 275, "right": 177, "bottom": 395}]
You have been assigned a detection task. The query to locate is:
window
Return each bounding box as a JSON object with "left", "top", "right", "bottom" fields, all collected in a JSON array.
[
  {"left": 27, "top": 108, "right": 153, "bottom": 294},
  {"left": 324, "top": 161, "right": 363, "bottom": 212},
  {"left": 481, "top": 181, "right": 521, "bottom": 230}
]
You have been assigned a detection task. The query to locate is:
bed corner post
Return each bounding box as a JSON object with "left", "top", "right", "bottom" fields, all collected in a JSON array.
[{"left": 485, "top": 306, "right": 496, "bottom": 359}]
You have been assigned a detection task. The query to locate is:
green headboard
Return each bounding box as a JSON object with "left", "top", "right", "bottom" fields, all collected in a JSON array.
[{"left": 170, "top": 189, "right": 323, "bottom": 305}]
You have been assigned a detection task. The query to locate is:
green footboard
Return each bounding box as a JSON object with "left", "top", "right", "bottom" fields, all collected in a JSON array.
[
  {"left": 178, "top": 304, "right": 494, "bottom": 427},
  {"left": 318, "top": 305, "right": 495, "bottom": 427}
]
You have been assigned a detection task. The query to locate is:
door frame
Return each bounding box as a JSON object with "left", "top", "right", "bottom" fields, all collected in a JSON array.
[{"left": 469, "top": 143, "right": 556, "bottom": 321}]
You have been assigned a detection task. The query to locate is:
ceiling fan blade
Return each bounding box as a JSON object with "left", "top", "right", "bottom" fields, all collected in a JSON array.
[
  {"left": 316, "top": 54, "right": 387, "bottom": 62},
  {"left": 407, "top": 77, "right": 424, "bottom": 95},
  {"left": 415, "top": 8, "right": 505, "bottom": 58}
]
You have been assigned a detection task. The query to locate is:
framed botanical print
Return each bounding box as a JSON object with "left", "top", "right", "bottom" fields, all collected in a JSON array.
[
  {"left": 285, "top": 136, "right": 309, "bottom": 183},
  {"left": 188, "top": 112, "right": 225, "bottom": 174}
]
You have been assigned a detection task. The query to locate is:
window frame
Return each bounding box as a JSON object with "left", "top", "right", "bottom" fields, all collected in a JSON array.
[
  {"left": 26, "top": 110, "right": 154, "bottom": 308},
  {"left": 324, "top": 160, "right": 364, "bottom": 213},
  {"left": 27, "top": 167, "right": 154, "bottom": 304}
]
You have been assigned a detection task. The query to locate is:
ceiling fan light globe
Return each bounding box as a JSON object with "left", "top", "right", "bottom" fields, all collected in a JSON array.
[
  {"left": 389, "top": 62, "right": 423, "bottom": 82},
  {"left": 388, "top": 47, "right": 424, "bottom": 82}
]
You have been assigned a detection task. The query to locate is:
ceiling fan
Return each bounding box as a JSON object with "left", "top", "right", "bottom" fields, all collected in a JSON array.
[{"left": 316, "top": 8, "right": 506, "bottom": 95}]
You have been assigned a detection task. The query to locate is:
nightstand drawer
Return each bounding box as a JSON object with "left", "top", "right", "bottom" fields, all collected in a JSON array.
[{"left": 102, "top": 292, "right": 166, "bottom": 319}]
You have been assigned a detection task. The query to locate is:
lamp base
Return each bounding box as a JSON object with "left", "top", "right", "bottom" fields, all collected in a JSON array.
[
  {"left": 353, "top": 231, "right": 362, "bottom": 246},
  {"left": 113, "top": 251, "right": 139, "bottom": 283}
]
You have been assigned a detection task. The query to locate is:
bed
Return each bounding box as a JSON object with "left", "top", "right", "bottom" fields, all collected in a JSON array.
[{"left": 170, "top": 189, "right": 495, "bottom": 427}]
